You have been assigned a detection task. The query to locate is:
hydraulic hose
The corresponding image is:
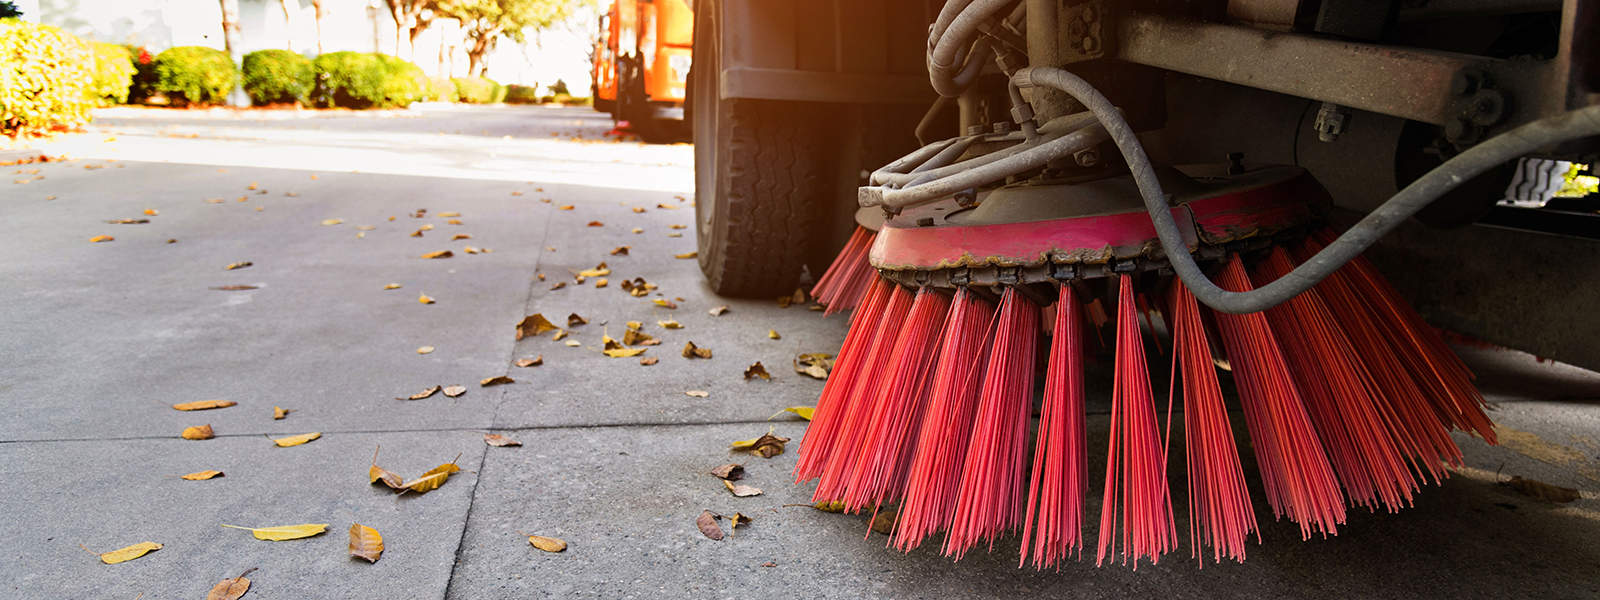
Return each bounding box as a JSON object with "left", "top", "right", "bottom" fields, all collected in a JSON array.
[{"left": 1015, "top": 65, "right": 1600, "bottom": 314}]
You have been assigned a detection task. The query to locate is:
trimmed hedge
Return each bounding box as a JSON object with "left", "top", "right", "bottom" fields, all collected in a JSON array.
[
  {"left": 503, "top": 84, "right": 539, "bottom": 105},
  {"left": 151, "top": 46, "right": 237, "bottom": 106},
  {"left": 0, "top": 19, "right": 93, "bottom": 136},
  {"left": 88, "top": 41, "right": 134, "bottom": 106},
  {"left": 423, "top": 76, "right": 457, "bottom": 102},
  {"left": 452, "top": 76, "right": 504, "bottom": 104},
  {"left": 312, "top": 51, "right": 423, "bottom": 109},
  {"left": 242, "top": 49, "right": 313, "bottom": 105}
]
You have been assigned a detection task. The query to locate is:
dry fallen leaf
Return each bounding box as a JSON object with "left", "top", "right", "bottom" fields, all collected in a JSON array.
[
  {"left": 348, "top": 524, "right": 383, "bottom": 563},
  {"left": 640, "top": 357, "right": 658, "bottom": 365},
  {"left": 99, "top": 541, "right": 161, "bottom": 564},
  {"left": 731, "top": 429, "right": 790, "bottom": 458},
  {"left": 357, "top": 225, "right": 375, "bottom": 231},
  {"left": 516, "top": 314, "right": 560, "bottom": 340},
  {"left": 724, "top": 480, "right": 763, "bottom": 498},
  {"left": 443, "top": 385, "right": 467, "bottom": 397},
  {"left": 418, "top": 294, "right": 436, "bottom": 304},
  {"left": 631, "top": 227, "right": 644, "bottom": 234},
  {"left": 106, "top": 218, "right": 149, "bottom": 224},
  {"left": 421, "top": 250, "right": 453, "bottom": 259},
  {"left": 210, "top": 285, "right": 258, "bottom": 291},
  {"left": 632, "top": 207, "right": 646, "bottom": 213},
  {"left": 669, "top": 224, "right": 687, "bottom": 229},
  {"left": 481, "top": 375, "right": 514, "bottom": 387},
  {"left": 602, "top": 335, "right": 647, "bottom": 358},
  {"left": 578, "top": 262, "right": 610, "bottom": 277},
  {"left": 144, "top": 208, "right": 158, "bottom": 216},
  {"left": 384, "top": 283, "right": 402, "bottom": 290},
  {"left": 744, "top": 362, "right": 771, "bottom": 381},
  {"left": 622, "top": 327, "right": 655, "bottom": 346},
  {"left": 369, "top": 447, "right": 405, "bottom": 489},
  {"left": 654, "top": 299, "right": 678, "bottom": 310},
  {"left": 224, "top": 261, "right": 252, "bottom": 270},
  {"left": 696, "top": 510, "right": 724, "bottom": 541},
  {"left": 870, "top": 510, "right": 898, "bottom": 535},
  {"left": 794, "top": 353, "right": 835, "bottom": 379},
  {"left": 769, "top": 406, "right": 815, "bottom": 421},
  {"left": 439, "top": 211, "right": 461, "bottom": 217},
  {"left": 587, "top": 220, "right": 604, "bottom": 227},
  {"left": 273, "top": 406, "right": 290, "bottom": 420},
  {"left": 515, "top": 356, "right": 543, "bottom": 367},
  {"left": 527, "top": 535, "right": 567, "bottom": 552},
  {"left": 812, "top": 500, "right": 847, "bottom": 513},
  {"left": 321, "top": 218, "right": 343, "bottom": 226},
  {"left": 685, "top": 390, "right": 709, "bottom": 398},
  {"left": 416, "top": 346, "right": 435, "bottom": 354},
  {"left": 182, "top": 424, "right": 215, "bottom": 440},
  {"left": 658, "top": 319, "right": 683, "bottom": 329},
  {"left": 89, "top": 235, "right": 114, "bottom": 243},
  {"left": 709, "top": 464, "right": 744, "bottom": 481},
  {"left": 484, "top": 433, "right": 521, "bottom": 447},
  {"left": 206, "top": 568, "right": 254, "bottom": 600},
  {"left": 451, "top": 233, "right": 472, "bottom": 241},
  {"left": 401, "top": 459, "right": 461, "bottom": 494},
  {"left": 418, "top": 223, "right": 434, "bottom": 230},
  {"left": 182, "top": 470, "right": 224, "bottom": 480},
  {"left": 558, "top": 205, "right": 574, "bottom": 210},
  {"left": 674, "top": 252, "right": 697, "bottom": 259},
  {"left": 777, "top": 288, "right": 807, "bottom": 308},
  {"left": 682, "top": 341, "right": 712, "bottom": 359},
  {"left": 708, "top": 306, "right": 729, "bottom": 316},
  {"left": 221, "top": 523, "right": 328, "bottom": 541},
  {"left": 594, "top": 278, "right": 608, "bottom": 288},
  {"left": 273, "top": 432, "right": 320, "bottom": 447},
  {"left": 448, "top": 219, "right": 464, "bottom": 225},
  {"left": 173, "top": 400, "right": 236, "bottom": 411},
  {"left": 406, "top": 385, "right": 441, "bottom": 400},
  {"left": 567, "top": 313, "right": 588, "bottom": 327},
  {"left": 411, "top": 229, "right": 426, "bottom": 237},
  {"left": 610, "top": 246, "right": 630, "bottom": 255}
]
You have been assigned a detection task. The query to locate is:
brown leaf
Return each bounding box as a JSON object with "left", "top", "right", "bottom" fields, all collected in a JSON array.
[
  {"left": 558, "top": 204, "right": 574, "bottom": 210},
  {"left": 1505, "top": 476, "right": 1581, "bottom": 503},
  {"left": 639, "top": 356, "right": 658, "bottom": 365},
  {"left": 206, "top": 568, "right": 254, "bottom": 600},
  {"left": 443, "top": 385, "right": 467, "bottom": 397},
  {"left": 484, "top": 433, "right": 522, "bottom": 447},
  {"left": 551, "top": 330, "right": 569, "bottom": 341},
  {"left": 420, "top": 250, "right": 453, "bottom": 259},
  {"left": 224, "top": 261, "right": 252, "bottom": 270},
  {"left": 549, "top": 282, "right": 566, "bottom": 290},
  {"left": 418, "top": 294, "right": 436, "bottom": 304},
  {"left": 516, "top": 314, "right": 560, "bottom": 340},
  {"left": 594, "top": 278, "right": 607, "bottom": 288},
  {"left": 587, "top": 220, "right": 604, "bottom": 227},
  {"left": 794, "top": 353, "right": 835, "bottom": 380},
  {"left": 89, "top": 235, "right": 114, "bottom": 243},
  {"left": 743, "top": 362, "right": 771, "bottom": 381},
  {"left": 515, "top": 356, "right": 543, "bottom": 367},
  {"left": 869, "top": 510, "right": 898, "bottom": 535},
  {"left": 696, "top": 510, "right": 724, "bottom": 541},
  {"left": 708, "top": 305, "right": 729, "bottom": 316},
  {"left": 182, "top": 424, "right": 214, "bottom": 440},
  {"left": 610, "top": 246, "right": 630, "bottom": 255},
  {"left": 682, "top": 341, "right": 712, "bottom": 359},
  {"left": 182, "top": 470, "right": 224, "bottom": 480},
  {"left": 451, "top": 233, "right": 472, "bottom": 241},
  {"left": 669, "top": 224, "right": 687, "bottom": 229},
  {"left": 728, "top": 513, "right": 752, "bottom": 536},
  {"left": 632, "top": 207, "right": 646, "bottom": 213},
  {"left": 761, "top": 561, "right": 776, "bottom": 568},
  {"left": 348, "top": 524, "right": 384, "bottom": 562},
  {"left": 527, "top": 534, "right": 567, "bottom": 552},
  {"left": 405, "top": 385, "right": 440, "bottom": 400},
  {"left": 210, "top": 285, "right": 258, "bottom": 291},
  {"left": 709, "top": 464, "right": 745, "bottom": 481},
  {"left": 369, "top": 447, "right": 405, "bottom": 489},
  {"left": 272, "top": 406, "right": 290, "bottom": 420},
  {"left": 631, "top": 227, "right": 643, "bottom": 234},
  {"left": 480, "top": 376, "right": 514, "bottom": 387},
  {"left": 723, "top": 480, "right": 763, "bottom": 497},
  {"left": 730, "top": 429, "right": 789, "bottom": 458},
  {"left": 622, "top": 328, "right": 655, "bottom": 346},
  {"left": 173, "top": 400, "right": 236, "bottom": 411},
  {"left": 410, "top": 229, "right": 425, "bottom": 237},
  {"left": 777, "top": 288, "right": 806, "bottom": 308},
  {"left": 567, "top": 313, "right": 587, "bottom": 327}
]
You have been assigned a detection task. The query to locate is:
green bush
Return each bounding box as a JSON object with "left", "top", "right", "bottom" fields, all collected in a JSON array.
[
  {"left": 452, "top": 76, "right": 503, "bottom": 104},
  {"left": 422, "top": 76, "right": 456, "bottom": 102},
  {"left": 241, "top": 49, "right": 313, "bottom": 105},
  {"left": 503, "top": 84, "right": 541, "bottom": 104},
  {"left": 123, "top": 45, "right": 156, "bottom": 103},
  {"left": 151, "top": 46, "right": 237, "bottom": 106},
  {"left": 312, "top": 51, "right": 422, "bottom": 109},
  {"left": 0, "top": 19, "right": 93, "bottom": 136},
  {"left": 88, "top": 41, "right": 134, "bottom": 106}
]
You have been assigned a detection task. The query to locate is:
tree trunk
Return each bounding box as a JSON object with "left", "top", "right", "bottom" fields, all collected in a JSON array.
[
  {"left": 278, "top": 0, "right": 294, "bottom": 51},
  {"left": 312, "top": 0, "right": 325, "bottom": 54},
  {"left": 218, "top": 0, "right": 242, "bottom": 56}
]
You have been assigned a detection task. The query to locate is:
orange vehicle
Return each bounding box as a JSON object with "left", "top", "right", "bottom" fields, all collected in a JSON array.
[{"left": 591, "top": 0, "right": 693, "bottom": 141}]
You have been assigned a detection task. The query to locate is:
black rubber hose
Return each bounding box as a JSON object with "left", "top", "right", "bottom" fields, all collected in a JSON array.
[{"left": 1017, "top": 66, "right": 1600, "bottom": 314}]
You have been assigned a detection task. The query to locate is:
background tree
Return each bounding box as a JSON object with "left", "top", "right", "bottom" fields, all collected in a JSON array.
[
  {"left": 278, "top": 0, "right": 296, "bottom": 51},
  {"left": 435, "top": 0, "right": 579, "bottom": 77},
  {"left": 384, "top": 0, "right": 437, "bottom": 59},
  {"left": 312, "top": 0, "right": 326, "bottom": 54},
  {"left": 0, "top": 1, "right": 21, "bottom": 19}
]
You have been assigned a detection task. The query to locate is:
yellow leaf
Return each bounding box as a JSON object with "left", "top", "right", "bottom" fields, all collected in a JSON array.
[
  {"left": 682, "top": 341, "right": 712, "bottom": 359},
  {"left": 421, "top": 250, "right": 453, "bottom": 259},
  {"left": 439, "top": 211, "right": 461, "bottom": 217},
  {"left": 384, "top": 283, "right": 401, "bottom": 290},
  {"left": 577, "top": 262, "right": 610, "bottom": 277},
  {"left": 173, "top": 400, "right": 236, "bottom": 411},
  {"left": 402, "top": 461, "right": 461, "bottom": 493},
  {"left": 744, "top": 362, "right": 772, "bottom": 381},
  {"left": 610, "top": 246, "right": 630, "bottom": 255},
  {"left": 144, "top": 208, "right": 158, "bottom": 216},
  {"left": 480, "top": 375, "right": 514, "bottom": 386},
  {"left": 221, "top": 523, "right": 329, "bottom": 541},
  {"left": 418, "top": 294, "right": 435, "bottom": 304},
  {"left": 654, "top": 298, "right": 678, "bottom": 309},
  {"left": 447, "top": 219, "right": 463, "bottom": 225},
  {"left": 406, "top": 385, "right": 440, "bottom": 400},
  {"left": 182, "top": 470, "right": 224, "bottom": 480},
  {"left": 631, "top": 227, "right": 643, "bottom": 234},
  {"left": 794, "top": 353, "right": 835, "bottom": 379},
  {"left": 452, "top": 233, "right": 472, "bottom": 241},
  {"left": 730, "top": 428, "right": 790, "bottom": 458},
  {"left": 89, "top": 235, "right": 114, "bottom": 243},
  {"left": 528, "top": 535, "right": 567, "bottom": 552},
  {"left": 417, "top": 346, "right": 434, "bottom": 354},
  {"left": 321, "top": 218, "right": 343, "bottom": 226},
  {"left": 669, "top": 224, "right": 687, "bottom": 230},
  {"left": 273, "top": 406, "right": 290, "bottom": 420},
  {"left": 768, "top": 329, "right": 781, "bottom": 340},
  {"left": 273, "top": 432, "right": 321, "bottom": 447},
  {"left": 369, "top": 446, "right": 405, "bottom": 489},
  {"left": 658, "top": 320, "right": 683, "bottom": 329},
  {"left": 348, "top": 524, "right": 384, "bottom": 562},
  {"left": 769, "top": 406, "right": 815, "bottom": 421},
  {"left": 224, "top": 261, "right": 252, "bottom": 270},
  {"left": 99, "top": 541, "right": 161, "bottom": 564},
  {"left": 419, "top": 224, "right": 434, "bottom": 231},
  {"left": 558, "top": 205, "right": 574, "bottom": 210},
  {"left": 674, "top": 252, "right": 697, "bottom": 259},
  {"left": 604, "top": 347, "right": 646, "bottom": 358},
  {"left": 182, "top": 424, "right": 214, "bottom": 440},
  {"left": 516, "top": 314, "right": 559, "bottom": 340}
]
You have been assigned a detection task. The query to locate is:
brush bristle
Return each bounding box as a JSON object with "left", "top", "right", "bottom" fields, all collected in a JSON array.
[
  {"left": 812, "top": 226, "right": 879, "bottom": 315},
  {"left": 814, "top": 285, "right": 917, "bottom": 503},
  {"left": 796, "top": 276, "right": 895, "bottom": 481},
  {"left": 1020, "top": 284, "right": 1088, "bottom": 569}
]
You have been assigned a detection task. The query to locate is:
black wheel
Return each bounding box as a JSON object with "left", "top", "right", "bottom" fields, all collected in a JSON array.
[{"left": 691, "top": 0, "right": 830, "bottom": 297}]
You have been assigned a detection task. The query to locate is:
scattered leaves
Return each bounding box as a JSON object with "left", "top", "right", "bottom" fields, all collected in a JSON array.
[
  {"left": 321, "top": 218, "right": 343, "bottom": 226},
  {"left": 515, "top": 356, "right": 543, "bottom": 367},
  {"left": 658, "top": 319, "right": 683, "bottom": 329},
  {"left": 416, "top": 346, "right": 435, "bottom": 354},
  {"left": 348, "top": 524, "right": 383, "bottom": 562},
  {"left": 406, "top": 385, "right": 441, "bottom": 400},
  {"left": 384, "top": 283, "right": 402, "bottom": 290},
  {"left": 443, "top": 385, "right": 467, "bottom": 397},
  {"left": 567, "top": 313, "right": 587, "bottom": 327},
  {"left": 577, "top": 262, "right": 610, "bottom": 277},
  {"left": 602, "top": 335, "right": 647, "bottom": 358},
  {"left": 610, "top": 246, "right": 630, "bottom": 255},
  {"left": 587, "top": 221, "right": 604, "bottom": 227},
  {"left": 794, "top": 353, "right": 835, "bottom": 380},
  {"left": 225, "top": 261, "right": 252, "bottom": 270},
  {"left": 744, "top": 362, "right": 771, "bottom": 381},
  {"left": 484, "top": 433, "right": 521, "bottom": 447},
  {"left": 710, "top": 464, "right": 744, "bottom": 480},
  {"left": 622, "top": 327, "right": 655, "bottom": 346},
  {"left": 182, "top": 470, "right": 224, "bottom": 480},
  {"left": 685, "top": 390, "right": 709, "bottom": 398},
  {"left": 273, "top": 432, "right": 320, "bottom": 447},
  {"left": 451, "top": 233, "right": 472, "bottom": 241},
  {"left": 99, "top": 541, "right": 161, "bottom": 564},
  {"left": 696, "top": 510, "right": 724, "bottom": 541},
  {"left": 421, "top": 250, "right": 453, "bottom": 259},
  {"left": 708, "top": 305, "right": 729, "bottom": 316},
  {"left": 418, "top": 294, "right": 435, "bottom": 304},
  {"left": 173, "top": 400, "right": 236, "bottom": 411},
  {"left": 777, "top": 288, "right": 807, "bottom": 308},
  {"left": 516, "top": 314, "right": 560, "bottom": 340},
  {"left": 89, "top": 235, "right": 114, "bottom": 243},
  {"left": 221, "top": 523, "right": 328, "bottom": 541},
  {"left": 682, "top": 341, "right": 712, "bottom": 359},
  {"left": 182, "top": 424, "right": 215, "bottom": 440},
  {"left": 620, "top": 277, "right": 657, "bottom": 297},
  {"left": 528, "top": 535, "right": 568, "bottom": 552},
  {"left": 731, "top": 429, "right": 789, "bottom": 458},
  {"left": 205, "top": 568, "right": 254, "bottom": 600},
  {"left": 273, "top": 406, "right": 290, "bottom": 420},
  {"left": 480, "top": 376, "right": 514, "bottom": 387},
  {"left": 769, "top": 406, "right": 815, "bottom": 421},
  {"left": 723, "top": 480, "right": 763, "bottom": 497},
  {"left": 1505, "top": 476, "right": 1581, "bottom": 503}
]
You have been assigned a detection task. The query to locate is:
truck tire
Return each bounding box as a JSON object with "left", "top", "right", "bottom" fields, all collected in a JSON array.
[{"left": 691, "top": 0, "right": 829, "bottom": 297}]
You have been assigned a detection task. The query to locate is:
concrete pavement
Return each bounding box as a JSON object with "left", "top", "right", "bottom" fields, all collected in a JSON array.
[{"left": 2, "top": 104, "right": 1598, "bottom": 599}]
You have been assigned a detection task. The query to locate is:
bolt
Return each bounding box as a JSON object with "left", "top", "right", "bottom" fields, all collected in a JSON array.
[
  {"left": 965, "top": 124, "right": 986, "bottom": 137},
  {"left": 1080, "top": 35, "right": 1100, "bottom": 53},
  {"left": 954, "top": 190, "right": 978, "bottom": 207},
  {"left": 1443, "top": 117, "right": 1481, "bottom": 145},
  {"left": 916, "top": 216, "right": 936, "bottom": 227},
  {"left": 993, "top": 121, "right": 1013, "bottom": 134},
  {"left": 1073, "top": 149, "right": 1099, "bottom": 167},
  {"left": 1450, "top": 70, "right": 1481, "bottom": 97},
  {"left": 1468, "top": 89, "right": 1505, "bottom": 126},
  {"left": 1314, "top": 101, "right": 1349, "bottom": 142}
]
